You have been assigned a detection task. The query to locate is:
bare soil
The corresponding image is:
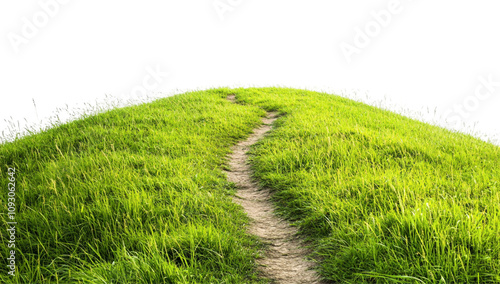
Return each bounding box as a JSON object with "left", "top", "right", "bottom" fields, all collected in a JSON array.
[{"left": 226, "top": 95, "right": 322, "bottom": 283}]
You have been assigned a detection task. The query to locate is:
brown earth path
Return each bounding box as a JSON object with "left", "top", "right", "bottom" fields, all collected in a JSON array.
[{"left": 226, "top": 95, "right": 322, "bottom": 283}]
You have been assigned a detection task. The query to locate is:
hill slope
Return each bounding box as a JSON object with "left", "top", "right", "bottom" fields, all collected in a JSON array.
[
  {"left": 237, "top": 88, "right": 500, "bottom": 283},
  {"left": 0, "top": 90, "right": 266, "bottom": 283},
  {"left": 1, "top": 87, "right": 499, "bottom": 283}
]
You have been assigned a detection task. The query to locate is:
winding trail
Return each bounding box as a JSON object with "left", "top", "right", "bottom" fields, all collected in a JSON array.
[{"left": 226, "top": 95, "right": 321, "bottom": 283}]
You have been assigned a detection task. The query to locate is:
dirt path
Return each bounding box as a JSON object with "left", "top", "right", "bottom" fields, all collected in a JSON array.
[{"left": 226, "top": 95, "right": 322, "bottom": 283}]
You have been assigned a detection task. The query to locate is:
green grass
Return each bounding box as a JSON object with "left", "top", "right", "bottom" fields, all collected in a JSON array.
[
  {"left": 235, "top": 87, "right": 500, "bottom": 283},
  {"left": 0, "top": 89, "right": 267, "bottom": 283},
  {"left": 1, "top": 87, "right": 499, "bottom": 283}
]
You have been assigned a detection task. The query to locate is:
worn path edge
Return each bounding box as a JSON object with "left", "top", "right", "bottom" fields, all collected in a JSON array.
[{"left": 225, "top": 95, "right": 322, "bottom": 283}]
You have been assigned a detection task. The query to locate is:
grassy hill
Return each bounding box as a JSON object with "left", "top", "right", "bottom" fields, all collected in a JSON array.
[{"left": 1, "top": 88, "right": 499, "bottom": 283}]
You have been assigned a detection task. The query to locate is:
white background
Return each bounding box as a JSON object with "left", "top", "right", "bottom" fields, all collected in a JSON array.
[{"left": 1, "top": 0, "right": 500, "bottom": 145}]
